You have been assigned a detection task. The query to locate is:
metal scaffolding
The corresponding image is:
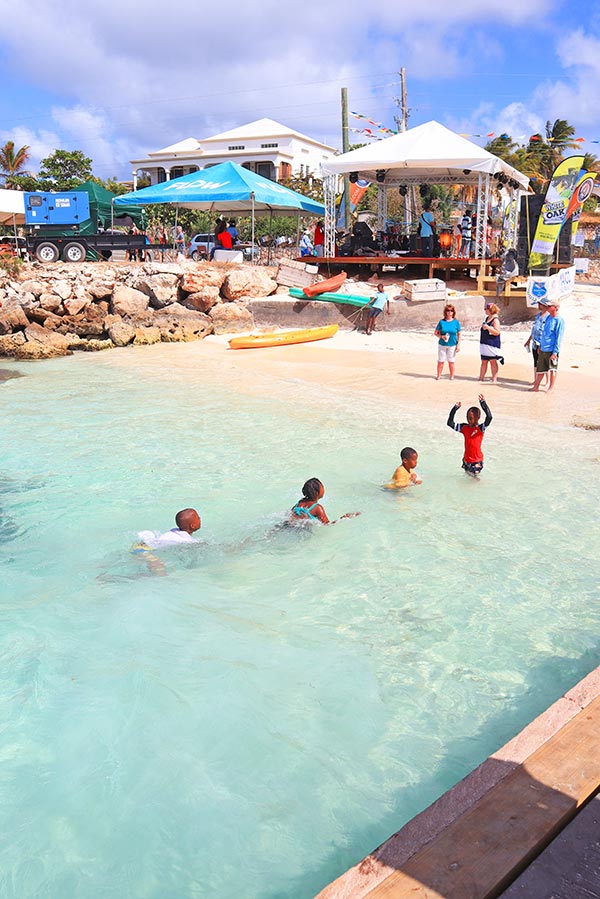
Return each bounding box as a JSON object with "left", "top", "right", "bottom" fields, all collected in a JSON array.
[
  {"left": 323, "top": 174, "right": 338, "bottom": 258},
  {"left": 377, "top": 184, "right": 388, "bottom": 232}
]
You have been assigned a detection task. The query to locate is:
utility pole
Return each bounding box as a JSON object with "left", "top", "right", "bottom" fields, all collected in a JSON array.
[
  {"left": 341, "top": 87, "right": 351, "bottom": 230},
  {"left": 393, "top": 68, "right": 413, "bottom": 233}
]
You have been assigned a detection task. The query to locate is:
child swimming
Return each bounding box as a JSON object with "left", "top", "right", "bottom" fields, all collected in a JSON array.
[
  {"left": 132, "top": 508, "right": 202, "bottom": 575},
  {"left": 289, "top": 478, "right": 360, "bottom": 525},
  {"left": 447, "top": 395, "right": 492, "bottom": 476},
  {"left": 385, "top": 447, "right": 422, "bottom": 489}
]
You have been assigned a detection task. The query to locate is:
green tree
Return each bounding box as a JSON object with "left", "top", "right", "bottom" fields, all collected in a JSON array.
[
  {"left": 0, "top": 141, "right": 31, "bottom": 183},
  {"left": 279, "top": 174, "right": 324, "bottom": 203},
  {"left": 38, "top": 149, "right": 93, "bottom": 190},
  {"left": 545, "top": 118, "right": 579, "bottom": 172}
]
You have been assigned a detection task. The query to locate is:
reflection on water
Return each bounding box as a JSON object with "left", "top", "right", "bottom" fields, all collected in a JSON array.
[{"left": 0, "top": 352, "right": 599, "bottom": 899}]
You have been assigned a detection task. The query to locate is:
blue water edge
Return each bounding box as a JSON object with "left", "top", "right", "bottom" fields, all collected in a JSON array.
[{"left": 1, "top": 348, "right": 599, "bottom": 899}]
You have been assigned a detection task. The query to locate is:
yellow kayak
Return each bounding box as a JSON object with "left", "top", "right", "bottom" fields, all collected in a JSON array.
[{"left": 229, "top": 324, "right": 338, "bottom": 349}]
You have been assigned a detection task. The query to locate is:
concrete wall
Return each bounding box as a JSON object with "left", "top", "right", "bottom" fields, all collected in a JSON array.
[{"left": 249, "top": 295, "right": 536, "bottom": 331}]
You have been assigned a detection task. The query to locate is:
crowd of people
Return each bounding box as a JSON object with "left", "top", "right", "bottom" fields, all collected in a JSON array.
[{"left": 431, "top": 299, "right": 565, "bottom": 392}]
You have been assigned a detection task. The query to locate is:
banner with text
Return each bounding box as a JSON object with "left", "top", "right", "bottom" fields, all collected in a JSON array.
[{"left": 527, "top": 156, "right": 584, "bottom": 271}]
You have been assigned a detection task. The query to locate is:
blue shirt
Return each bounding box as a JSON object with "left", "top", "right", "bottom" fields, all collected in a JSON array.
[
  {"left": 371, "top": 290, "right": 389, "bottom": 310},
  {"left": 436, "top": 318, "right": 462, "bottom": 346},
  {"left": 420, "top": 211, "right": 434, "bottom": 237},
  {"left": 530, "top": 311, "right": 548, "bottom": 347},
  {"left": 539, "top": 314, "right": 564, "bottom": 354}
]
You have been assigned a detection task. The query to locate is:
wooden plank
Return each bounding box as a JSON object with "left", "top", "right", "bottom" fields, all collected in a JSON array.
[
  {"left": 499, "top": 793, "right": 600, "bottom": 898},
  {"left": 364, "top": 697, "right": 600, "bottom": 899}
]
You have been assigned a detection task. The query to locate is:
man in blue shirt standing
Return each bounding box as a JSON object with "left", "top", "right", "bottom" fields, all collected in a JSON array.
[
  {"left": 531, "top": 301, "right": 565, "bottom": 392},
  {"left": 420, "top": 205, "right": 436, "bottom": 257}
]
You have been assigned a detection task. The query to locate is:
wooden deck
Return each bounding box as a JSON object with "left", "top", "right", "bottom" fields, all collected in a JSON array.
[
  {"left": 361, "top": 696, "right": 600, "bottom": 898},
  {"left": 300, "top": 256, "right": 494, "bottom": 279}
]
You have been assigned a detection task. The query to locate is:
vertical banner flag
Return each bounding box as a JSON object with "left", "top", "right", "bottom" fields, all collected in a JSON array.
[
  {"left": 337, "top": 179, "right": 370, "bottom": 228},
  {"left": 528, "top": 155, "right": 585, "bottom": 271},
  {"left": 500, "top": 190, "right": 518, "bottom": 249},
  {"left": 565, "top": 171, "right": 596, "bottom": 244}
]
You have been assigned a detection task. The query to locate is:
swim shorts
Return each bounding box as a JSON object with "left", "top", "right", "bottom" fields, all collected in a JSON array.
[
  {"left": 462, "top": 459, "right": 483, "bottom": 475},
  {"left": 535, "top": 350, "right": 558, "bottom": 372},
  {"left": 367, "top": 307, "right": 383, "bottom": 319}
]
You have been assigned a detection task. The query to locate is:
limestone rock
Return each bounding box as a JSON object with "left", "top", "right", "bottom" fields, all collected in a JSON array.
[
  {"left": 39, "top": 292, "right": 63, "bottom": 313},
  {"left": 108, "top": 321, "right": 135, "bottom": 346},
  {"left": 14, "top": 341, "right": 71, "bottom": 360},
  {"left": 181, "top": 286, "right": 221, "bottom": 313},
  {"left": 52, "top": 279, "right": 72, "bottom": 300},
  {"left": 0, "top": 332, "right": 26, "bottom": 355},
  {"left": 154, "top": 305, "right": 212, "bottom": 342},
  {"left": 181, "top": 266, "right": 227, "bottom": 294},
  {"left": 0, "top": 305, "right": 29, "bottom": 334},
  {"left": 110, "top": 285, "right": 150, "bottom": 317},
  {"left": 133, "top": 326, "right": 161, "bottom": 345},
  {"left": 209, "top": 302, "right": 255, "bottom": 335},
  {"left": 221, "top": 269, "right": 277, "bottom": 300},
  {"left": 19, "top": 279, "right": 45, "bottom": 297},
  {"left": 134, "top": 272, "right": 180, "bottom": 309},
  {"left": 103, "top": 313, "right": 122, "bottom": 330},
  {"left": 63, "top": 296, "right": 89, "bottom": 316},
  {"left": 77, "top": 339, "right": 114, "bottom": 352},
  {"left": 88, "top": 279, "right": 115, "bottom": 299},
  {"left": 24, "top": 323, "right": 75, "bottom": 350}
]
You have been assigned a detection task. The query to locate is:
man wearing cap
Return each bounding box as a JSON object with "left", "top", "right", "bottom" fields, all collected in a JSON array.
[
  {"left": 524, "top": 299, "right": 550, "bottom": 382},
  {"left": 531, "top": 301, "right": 565, "bottom": 392}
]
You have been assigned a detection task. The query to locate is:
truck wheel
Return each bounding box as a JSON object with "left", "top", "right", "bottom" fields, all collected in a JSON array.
[
  {"left": 35, "top": 242, "right": 60, "bottom": 263},
  {"left": 62, "top": 242, "right": 86, "bottom": 263}
]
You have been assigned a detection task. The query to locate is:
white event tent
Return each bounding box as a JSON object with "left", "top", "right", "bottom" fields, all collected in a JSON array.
[
  {"left": 320, "top": 121, "right": 529, "bottom": 257},
  {"left": 0, "top": 188, "right": 25, "bottom": 225}
]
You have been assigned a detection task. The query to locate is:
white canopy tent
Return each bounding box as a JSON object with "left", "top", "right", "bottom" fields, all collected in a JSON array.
[
  {"left": 320, "top": 121, "right": 529, "bottom": 257},
  {"left": 0, "top": 189, "right": 25, "bottom": 225}
]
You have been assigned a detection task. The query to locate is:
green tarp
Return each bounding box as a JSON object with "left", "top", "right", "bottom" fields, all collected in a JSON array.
[{"left": 73, "top": 181, "right": 146, "bottom": 230}]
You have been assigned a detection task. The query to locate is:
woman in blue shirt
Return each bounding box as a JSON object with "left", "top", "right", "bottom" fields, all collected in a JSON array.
[{"left": 434, "top": 303, "right": 462, "bottom": 380}]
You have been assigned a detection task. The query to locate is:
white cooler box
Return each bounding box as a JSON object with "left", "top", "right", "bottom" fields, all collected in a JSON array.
[
  {"left": 403, "top": 278, "right": 446, "bottom": 302},
  {"left": 213, "top": 249, "right": 244, "bottom": 263}
]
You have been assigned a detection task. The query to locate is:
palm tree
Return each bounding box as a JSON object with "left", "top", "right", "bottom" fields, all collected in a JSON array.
[
  {"left": 545, "top": 119, "right": 579, "bottom": 173},
  {"left": 0, "top": 141, "right": 31, "bottom": 182}
]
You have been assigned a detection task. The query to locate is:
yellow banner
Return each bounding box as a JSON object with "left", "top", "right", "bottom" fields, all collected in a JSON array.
[{"left": 528, "top": 156, "right": 584, "bottom": 271}]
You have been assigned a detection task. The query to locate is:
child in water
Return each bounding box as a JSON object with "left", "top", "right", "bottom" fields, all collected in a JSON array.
[
  {"left": 447, "top": 395, "right": 492, "bottom": 476},
  {"left": 289, "top": 478, "right": 360, "bottom": 525},
  {"left": 132, "top": 508, "right": 202, "bottom": 575},
  {"left": 385, "top": 447, "right": 422, "bottom": 489}
]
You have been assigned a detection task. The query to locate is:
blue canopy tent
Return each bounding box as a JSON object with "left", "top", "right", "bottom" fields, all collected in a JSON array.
[{"left": 114, "top": 161, "right": 325, "bottom": 258}]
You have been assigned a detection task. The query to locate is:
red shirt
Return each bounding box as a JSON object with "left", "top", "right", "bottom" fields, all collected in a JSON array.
[
  {"left": 218, "top": 230, "right": 233, "bottom": 249},
  {"left": 459, "top": 424, "right": 486, "bottom": 464}
]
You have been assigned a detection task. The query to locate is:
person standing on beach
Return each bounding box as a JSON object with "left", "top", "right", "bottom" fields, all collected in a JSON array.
[
  {"left": 447, "top": 395, "right": 492, "bottom": 476},
  {"left": 531, "top": 301, "right": 565, "bottom": 392},
  {"left": 365, "top": 283, "right": 390, "bottom": 335},
  {"left": 434, "top": 303, "right": 462, "bottom": 380},
  {"left": 479, "top": 303, "right": 504, "bottom": 383},
  {"left": 524, "top": 300, "right": 549, "bottom": 385}
]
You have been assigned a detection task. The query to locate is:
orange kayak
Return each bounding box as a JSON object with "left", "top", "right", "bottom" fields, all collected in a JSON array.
[
  {"left": 229, "top": 324, "right": 338, "bottom": 349},
  {"left": 303, "top": 271, "right": 347, "bottom": 298}
]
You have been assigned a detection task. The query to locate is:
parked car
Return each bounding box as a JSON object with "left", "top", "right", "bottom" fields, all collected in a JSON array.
[
  {"left": 188, "top": 233, "right": 216, "bottom": 261},
  {"left": 188, "top": 232, "right": 260, "bottom": 261}
]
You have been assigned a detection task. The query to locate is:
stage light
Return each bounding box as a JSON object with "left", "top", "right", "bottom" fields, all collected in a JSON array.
[
  {"left": 398, "top": 185, "right": 408, "bottom": 197},
  {"left": 376, "top": 170, "right": 386, "bottom": 183},
  {"left": 463, "top": 169, "right": 471, "bottom": 175},
  {"left": 349, "top": 172, "right": 359, "bottom": 183}
]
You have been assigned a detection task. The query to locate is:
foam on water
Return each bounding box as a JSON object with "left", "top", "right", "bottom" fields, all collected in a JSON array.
[{"left": 1, "top": 349, "right": 599, "bottom": 898}]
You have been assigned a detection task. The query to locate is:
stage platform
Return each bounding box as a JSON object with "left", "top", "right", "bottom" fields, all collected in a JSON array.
[{"left": 298, "top": 256, "right": 498, "bottom": 279}]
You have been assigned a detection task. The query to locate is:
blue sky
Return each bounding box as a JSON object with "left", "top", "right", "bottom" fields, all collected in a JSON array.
[{"left": 1, "top": 0, "right": 599, "bottom": 181}]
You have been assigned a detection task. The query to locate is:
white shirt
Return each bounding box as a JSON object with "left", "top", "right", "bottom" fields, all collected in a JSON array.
[{"left": 137, "top": 528, "right": 197, "bottom": 549}]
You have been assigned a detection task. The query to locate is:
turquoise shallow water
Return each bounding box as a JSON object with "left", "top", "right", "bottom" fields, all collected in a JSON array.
[{"left": 1, "top": 347, "right": 599, "bottom": 899}]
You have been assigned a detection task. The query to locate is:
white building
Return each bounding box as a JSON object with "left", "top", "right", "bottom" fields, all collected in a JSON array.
[{"left": 130, "top": 118, "right": 338, "bottom": 188}]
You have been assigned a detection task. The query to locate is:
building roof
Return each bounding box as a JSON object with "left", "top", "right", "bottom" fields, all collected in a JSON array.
[
  {"left": 150, "top": 137, "right": 204, "bottom": 156},
  {"left": 199, "top": 118, "right": 336, "bottom": 151}
]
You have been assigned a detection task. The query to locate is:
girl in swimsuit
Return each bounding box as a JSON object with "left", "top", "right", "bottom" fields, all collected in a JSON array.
[{"left": 289, "top": 478, "right": 360, "bottom": 525}]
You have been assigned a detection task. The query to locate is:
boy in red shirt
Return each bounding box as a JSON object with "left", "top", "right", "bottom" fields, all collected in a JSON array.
[{"left": 447, "top": 394, "right": 492, "bottom": 476}]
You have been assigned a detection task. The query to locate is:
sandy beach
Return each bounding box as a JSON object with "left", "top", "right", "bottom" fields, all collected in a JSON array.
[{"left": 197, "top": 281, "right": 600, "bottom": 434}]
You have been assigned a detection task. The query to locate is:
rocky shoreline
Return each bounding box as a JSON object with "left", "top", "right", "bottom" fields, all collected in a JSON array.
[{"left": 0, "top": 260, "right": 279, "bottom": 360}]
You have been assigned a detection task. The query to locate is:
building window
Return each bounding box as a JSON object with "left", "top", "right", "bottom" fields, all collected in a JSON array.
[
  {"left": 261, "top": 143, "right": 278, "bottom": 148},
  {"left": 256, "top": 162, "right": 275, "bottom": 181},
  {"left": 171, "top": 167, "right": 184, "bottom": 180},
  {"left": 279, "top": 162, "right": 292, "bottom": 180},
  {"left": 228, "top": 145, "right": 245, "bottom": 150},
  {"left": 157, "top": 168, "right": 167, "bottom": 183}
]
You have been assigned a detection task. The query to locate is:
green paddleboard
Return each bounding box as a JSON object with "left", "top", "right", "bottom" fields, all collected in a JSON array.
[{"left": 288, "top": 288, "right": 371, "bottom": 308}]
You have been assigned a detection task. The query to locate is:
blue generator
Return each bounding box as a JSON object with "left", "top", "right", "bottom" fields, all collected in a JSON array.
[{"left": 24, "top": 192, "right": 91, "bottom": 227}]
